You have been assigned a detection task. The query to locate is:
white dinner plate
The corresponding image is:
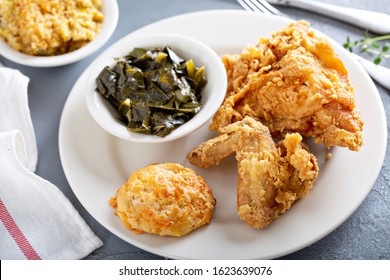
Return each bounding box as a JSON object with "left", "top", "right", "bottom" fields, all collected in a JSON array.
[{"left": 59, "top": 10, "right": 387, "bottom": 259}]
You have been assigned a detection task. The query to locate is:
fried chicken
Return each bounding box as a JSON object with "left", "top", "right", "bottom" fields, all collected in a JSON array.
[
  {"left": 210, "top": 20, "right": 363, "bottom": 151},
  {"left": 187, "top": 117, "right": 318, "bottom": 228}
]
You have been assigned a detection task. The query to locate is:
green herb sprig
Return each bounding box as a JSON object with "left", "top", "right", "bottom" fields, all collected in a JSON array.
[{"left": 344, "top": 32, "right": 390, "bottom": 65}]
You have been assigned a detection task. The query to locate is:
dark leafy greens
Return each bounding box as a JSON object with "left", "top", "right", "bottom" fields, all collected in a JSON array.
[{"left": 96, "top": 46, "right": 207, "bottom": 137}]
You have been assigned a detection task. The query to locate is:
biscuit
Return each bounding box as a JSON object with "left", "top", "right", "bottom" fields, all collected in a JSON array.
[{"left": 109, "top": 163, "right": 216, "bottom": 237}]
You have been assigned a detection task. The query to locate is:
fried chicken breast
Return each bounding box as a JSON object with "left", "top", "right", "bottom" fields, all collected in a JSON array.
[
  {"left": 210, "top": 20, "right": 363, "bottom": 151},
  {"left": 187, "top": 117, "right": 318, "bottom": 228}
]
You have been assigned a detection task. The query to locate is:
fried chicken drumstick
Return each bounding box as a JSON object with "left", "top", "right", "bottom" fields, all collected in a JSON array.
[
  {"left": 210, "top": 20, "right": 363, "bottom": 151},
  {"left": 187, "top": 117, "right": 319, "bottom": 228}
]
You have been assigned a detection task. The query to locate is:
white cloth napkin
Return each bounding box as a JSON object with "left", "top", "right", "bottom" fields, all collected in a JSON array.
[{"left": 0, "top": 66, "right": 103, "bottom": 259}]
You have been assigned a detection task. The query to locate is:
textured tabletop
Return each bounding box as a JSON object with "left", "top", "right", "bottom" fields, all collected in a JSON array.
[{"left": 1, "top": 0, "right": 389, "bottom": 260}]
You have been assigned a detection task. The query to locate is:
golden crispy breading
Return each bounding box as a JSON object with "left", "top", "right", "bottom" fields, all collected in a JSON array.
[
  {"left": 109, "top": 163, "right": 216, "bottom": 237},
  {"left": 210, "top": 20, "right": 363, "bottom": 151},
  {"left": 187, "top": 117, "right": 318, "bottom": 228}
]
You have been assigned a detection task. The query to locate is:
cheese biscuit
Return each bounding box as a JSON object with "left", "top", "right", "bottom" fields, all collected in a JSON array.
[{"left": 110, "top": 163, "right": 216, "bottom": 237}]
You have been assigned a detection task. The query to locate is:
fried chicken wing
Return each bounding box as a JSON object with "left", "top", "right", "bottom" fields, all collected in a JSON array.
[
  {"left": 210, "top": 20, "right": 363, "bottom": 151},
  {"left": 187, "top": 117, "right": 318, "bottom": 228}
]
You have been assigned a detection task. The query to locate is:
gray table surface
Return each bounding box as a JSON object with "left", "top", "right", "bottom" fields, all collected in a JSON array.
[{"left": 1, "top": 0, "right": 389, "bottom": 260}]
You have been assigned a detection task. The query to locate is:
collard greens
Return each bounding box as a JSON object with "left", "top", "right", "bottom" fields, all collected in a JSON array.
[{"left": 96, "top": 46, "right": 207, "bottom": 137}]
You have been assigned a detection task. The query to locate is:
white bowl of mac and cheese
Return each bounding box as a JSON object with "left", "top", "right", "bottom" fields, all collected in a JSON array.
[{"left": 0, "top": 0, "right": 118, "bottom": 67}]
